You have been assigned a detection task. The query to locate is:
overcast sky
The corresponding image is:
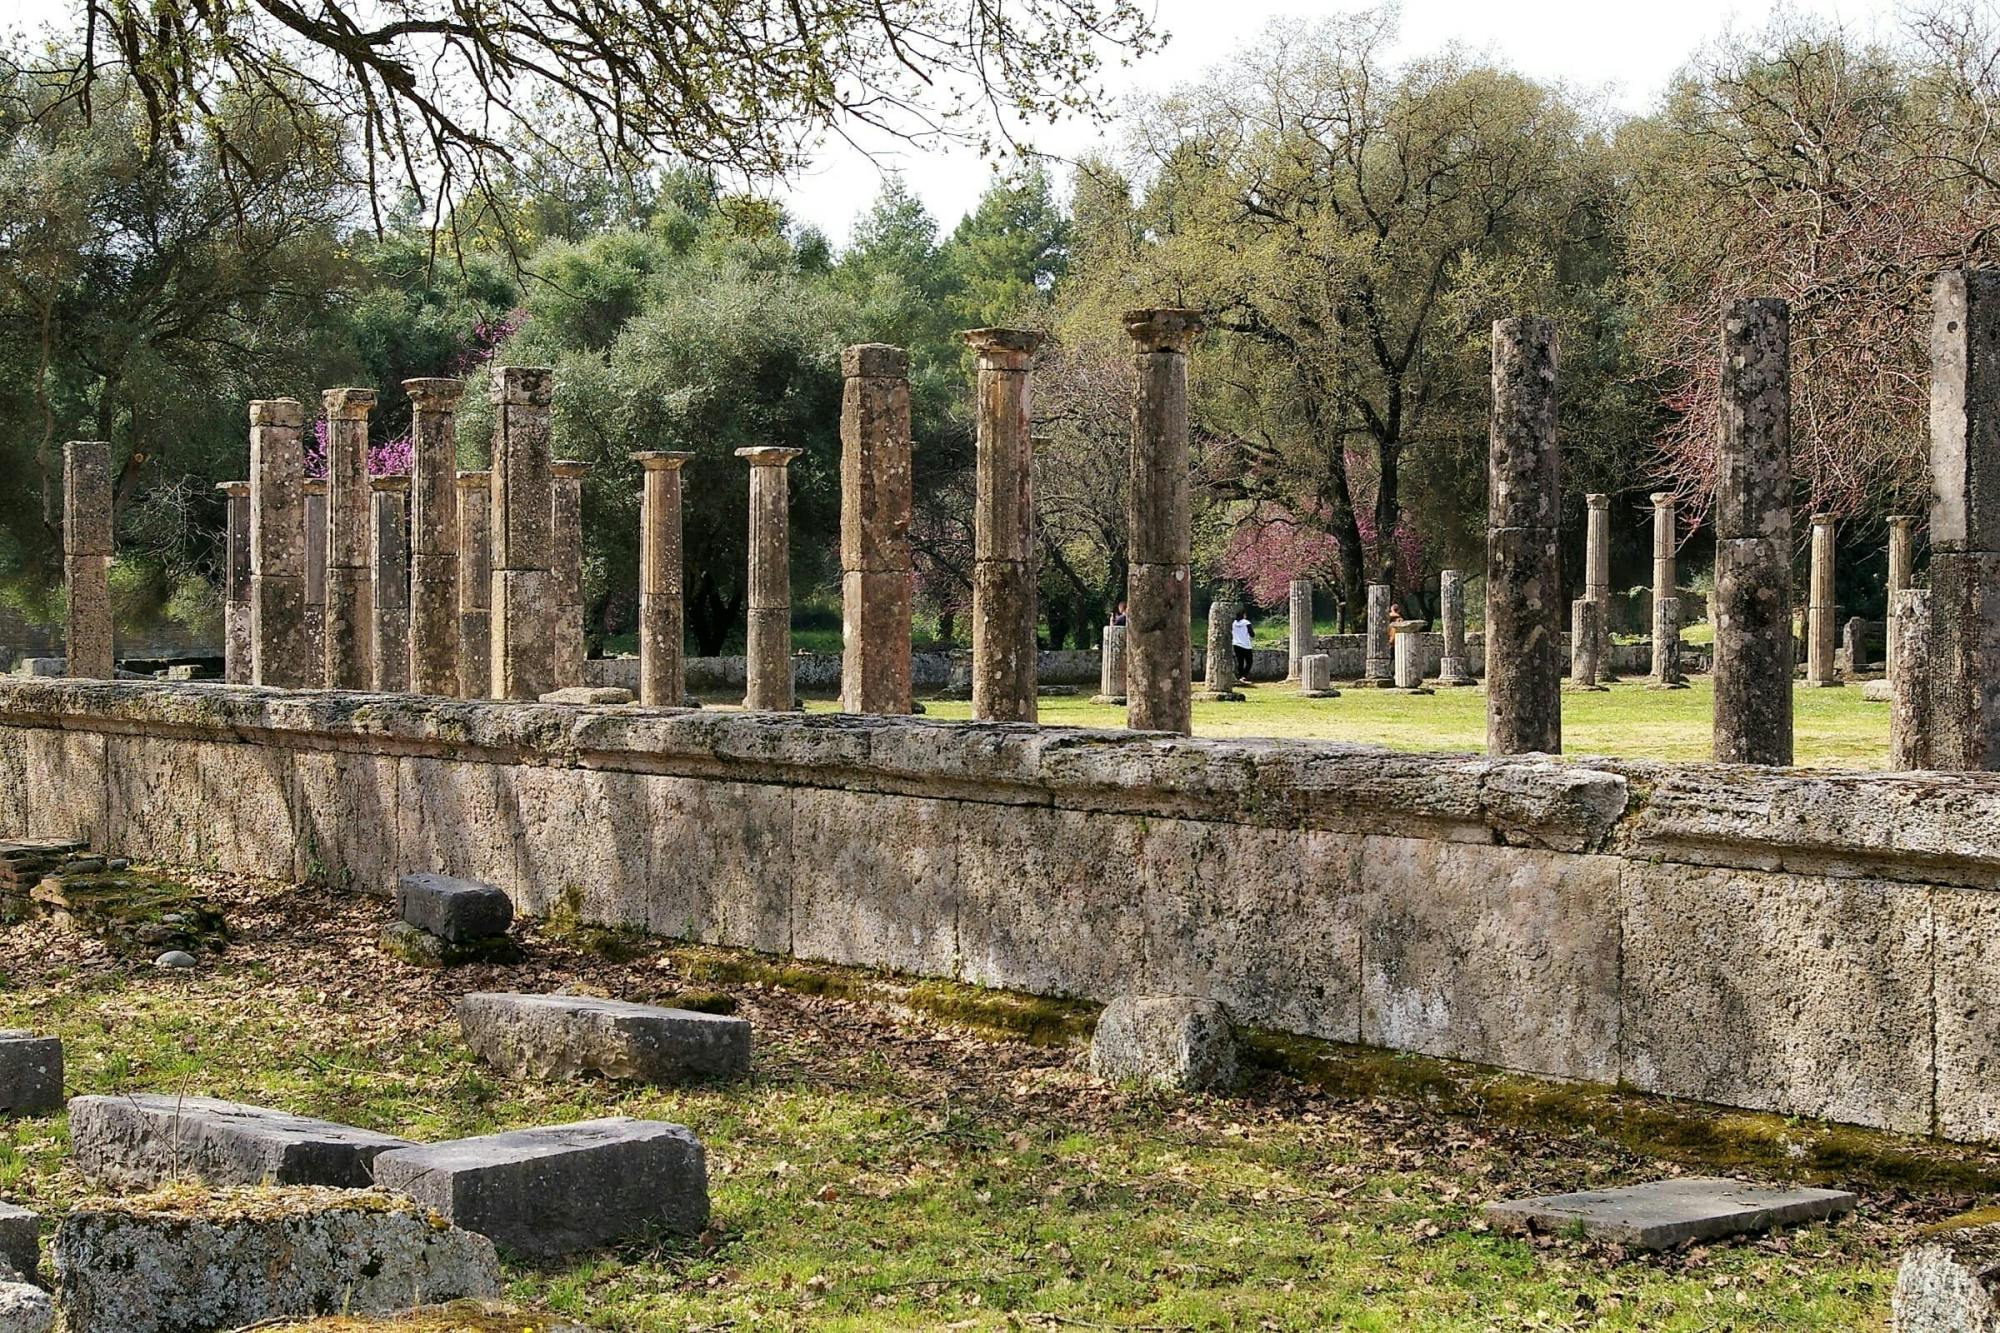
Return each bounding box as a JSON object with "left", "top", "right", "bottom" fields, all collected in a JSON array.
[{"left": 7, "top": 0, "right": 1894, "bottom": 244}]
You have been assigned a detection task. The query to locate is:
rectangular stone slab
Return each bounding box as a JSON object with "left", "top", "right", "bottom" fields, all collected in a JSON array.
[
  {"left": 396, "top": 872, "right": 514, "bottom": 942},
  {"left": 372, "top": 1116, "right": 708, "bottom": 1257},
  {"left": 0, "top": 1201, "right": 37, "bottom": 1282},
  {"left": 67, "top": 1094, "right": 413, "bottom": 1188},
  {"left": 1484, "top": 1177, "right": 1857, "bottom": 1250},
  {"left": 458, "top": 992, "right": 750, "bottom": 1083},
  {"left": 0, "top": 1032, "right": 62, "bottom": 1115}
]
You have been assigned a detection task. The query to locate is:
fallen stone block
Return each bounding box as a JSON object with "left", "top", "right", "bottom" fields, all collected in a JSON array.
[
  {"left": 1861, "top": 678, "right": 1894, "bottom": 703},
  {"left": 458, "top": 992, "right": 750, "bottom": 1083},
  {"left": 1484, "top": 1176, "right": 1857, "bottom": 1250},
  {"left": 68, "top": 1093, "right": 413, "bottom": 1188},
  {"left": 396, "top": 873, "right": 513, "bottom": 943},
  {"left": 0, "top": 1203, "right": 37, "bottom": 1285},
  {"left": 52, "top": 1185, "right": 499, "bottom": 1333},
  {"left": 1089, "top": 995, "right": 1240, "bottom": 1092},
  {"left": 0, "top": 1035, "right": 61, "bottom": 1117},
  {"left": 538, "top": 686, "right": 634, "bottom": 705},
  {"left": 0, "top": 1279, "right": 51, "bottom": 1333},
  {"left": 373, "top": 1117, "right": 709, "bottom": 1257},
  {"left": 1895, "top": 1220, "right": 2000, "bottom": 1331}
]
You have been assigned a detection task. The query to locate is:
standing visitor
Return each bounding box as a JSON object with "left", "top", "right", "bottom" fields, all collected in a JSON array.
[{"left": 1231, "top": 608, "right": 1254, "bottom": 681}]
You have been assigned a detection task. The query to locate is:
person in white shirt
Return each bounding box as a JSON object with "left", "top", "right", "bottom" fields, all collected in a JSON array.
[{"left": 1231, "top": 610, "right": 1255, "bottom": 681}]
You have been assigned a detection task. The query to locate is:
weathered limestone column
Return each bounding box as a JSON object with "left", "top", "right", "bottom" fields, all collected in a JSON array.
[
  {"left": 1362, "top": 584, "right": 1393, "bottom": 685},
  {"left": 1648, "top": 492, "right": 1685, "bottom": 687},
  {"left": 217, "top": 481, "right": 252, "bottom": 683},
  {"left": 1287, "top": 579, "right": 1313, "bottom": 680},
  {"left": 964, "top": 327, "right": 1043, "bottom": 723},
  {"left": 1299, "top": 653, "right": 1338, "bottom": 697},
  {"left": 303, "top": 478, "right": 327, "bottom": 687},
  {"left": 1892, "top": 587, "right": 1933, "bottom": 769},
  {"left": 1840, "top": 616, "right": 1864, "bottom": 676},
  {"left": 839, "top": 343, "right": 915, "bottom": 715},
  {"left": 1435, "top": 570, "right": 1474, "bottom": 685},
  {"left": 1654, "top": 597, "right": 1684, "bottom": 688},
  {"left": 1392, "top": 619, "right": 1431, "bottom": 692},
  {"left": 322, "top": 388, "right": 377, "bottom": 690},
  {"left": 1582, "top": 491, "right": 1613, "bottom": 681},
  {"left": 455, "top": 471, "right": 491, "bottom": 698},
  {"left": 1567, "top": 598, "right": 1606, "bottom": 691},
  {"left": 1930, "top": 269, "right": 2000, "bottom": 769},
  {"left": 369, "top": 475, "right": 410, "bottom": 692},
  {"left": 1092, "top": 624, "right": 1127, "bottom": 706},
  {"left": 62, "top": 440, "right": 114, "bottom": 679},
  {"left": 488, "top": 366, "right": 556, "bottom": 701},
  {"left": 1196, "top": 595, "right": 1244, "bottom": 701},
  {"left": 1887, "top": 514, "right": 1915, "bottom": 682},
  {"left": 1805, "top": 514, "right": 1841, "bottom": 686},
  {"left": 738, "top": 446, "right": 803, "bottom": 710},
  {"left": 1486, "top": 316, "right": 1563, "bottom": 756},
  {"left": 1125, "top": 309, "right": 1204, "bottom": 735},
  {"left": 1713, "top": 298, "right": 1795, "bottom": 767},
  {"left": 634, "top": 451, "right": 693, "bottom": 708},
  {"left": 249, "top": 401, "right": 310, "bottom": 689},
  {"left": 550, "top": 460, "right": 590, "bottom": 689},
  {"left": 405, "top": 378, "right": 461, "bottom": 696}
]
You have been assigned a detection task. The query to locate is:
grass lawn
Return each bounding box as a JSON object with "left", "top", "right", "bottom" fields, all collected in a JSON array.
[{"left": 0, "top": 881, "right": 1970, "bottom": 1329}]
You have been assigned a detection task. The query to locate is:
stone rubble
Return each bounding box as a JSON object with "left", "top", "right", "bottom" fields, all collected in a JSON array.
[{"left": 458, "top": 991, "right": 750, "bottom": 1083}]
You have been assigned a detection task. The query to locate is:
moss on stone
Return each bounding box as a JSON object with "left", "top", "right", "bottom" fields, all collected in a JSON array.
[
  {"left": 79, "top": 1184, "right": 436, "bottom": 1226},
  {"left": 27, "top": 869, "right": 227, "bottom": 955},
  {"left": 379, "top": 922, "right": 520, "bottom": 969}
]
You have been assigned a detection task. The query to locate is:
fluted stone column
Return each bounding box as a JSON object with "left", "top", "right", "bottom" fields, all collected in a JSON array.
[
  {"left": 964, "top": 327, "right": 1043, "bottom": 723},
  {"left": 1713, "top": 298, "right": 1795, "bottom": 766},
  {"left": 634, "top": 451, "right": 693, "bottom": 708},
  {"left": 1287, "top": 579, "right": 1313, "bottom": 680},
  {"left": 1436, "top": 570, "right": 1474, "bottom": 685},
  {"left": 1196, "top": 595, "right": 1244, "bottom": 701},
  {"left": 369, "top": 475, "right": 410, "bottom": 692},
  {"left": 1300, "top": 653, "right": 1337, "bottom": 697},
  {"left": 405, "top": 378, "right": 461, "bottom": 696},
  {"left": 489, "top": 366, "right": 556, "bottom": 701},
  {"left": 218, "top": 481, "right": 251, "bottom": 683},
  {"left": 1126, "top": 309, "right": 1204, "bottom": 736},
  {"left": 1486, "top": 317, "right": 1563, "bottom": 756},
  {"left": 1929, "top": 269, "right": 2000, "bottom": 769},
  {"left": 1582, "top": 492, "right": 1613, "bottom": 681},
  {"left": 1362, "top": 583, "right": 1393, "bottom": 685},
  {"left": 250, "top": 401, "right": 309, "bottom": 688},
  {"left": 551, "top": 460, "right": 590, "bottom": 689},
  {"left": 1892, "top": 587, "right": 1933, "bottom": 769},
  {"left": 1648, "top": 492, "right": 1686, "bottom": 687},
  {"left": 455, "top": 471, "right": 490, "bottom": 698},
  {"left": 302, "top": 478, "right": 327, "bottom": 686},
  {"left": 840, "top": 344, "right": 914, "bottom": 714},
  {"left": 1567, "top": 598, "right": 1607, "bottom": 691},
  {"left": 62, "top": 440, "right": 114, "bottom": 679},
  {"left": 1887, "top": 514, "right": 1916, "bottom": 682},
  {"left": 322, "top": 388, "right": 376, "bottom": 690},
  {"left": 1093, "top": 624, "right": 1127, "bottom": 705},
  {"left": 738, "top": 446, "right": 803, "bottom": 710},
  {"left": 1805, "top": 514, "right": 1840, "bottom": 686}
]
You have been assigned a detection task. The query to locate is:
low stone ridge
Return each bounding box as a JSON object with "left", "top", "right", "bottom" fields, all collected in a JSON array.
[
  {"left": 0, "top": 1203, "right": 38, "bottom": 1285},
  {"left": 51, "top": 1185, "right": 499, "bottom": 1333},
  {"left": 250, "top": 1300, "right": 598, "bottom": 1331},
  {"left": 458, "top": 992, "right": 750, "bottom": 1083},
  {"left": 68, "top": 1093, "right": 414, "bottom": 1188},
  {"left": 0, "top": 1035, "right": 60, "bottom": 1117},
  {"left": 1483, "top": 1177, "right": 1857, "bottom": 1250},
  {"left": 1895, "top": 1221, "right": 2000, "bottom": 1331},
  {"left": 26, "top": 870, "right": 227, "bottom": 957},
  {"left": 0, "top": 1279, "right": 52, "bottom": 1333},
  {"left": 538, "top": 686, "right": 633, "bottom": 705},
  {"left": 373, "top": 1117, "right": 709, "bottom": 1257},
  {"left": 1089, "top": 995, "right": 1240, "bottom": 1092},
  {"left": 396, "top": 873, "right": 513, "bottom": 943}
]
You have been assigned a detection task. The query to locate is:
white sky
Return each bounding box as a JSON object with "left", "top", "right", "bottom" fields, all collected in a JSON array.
[{"left": 7, "top": 0, "right": 1895, "bottom": 245}]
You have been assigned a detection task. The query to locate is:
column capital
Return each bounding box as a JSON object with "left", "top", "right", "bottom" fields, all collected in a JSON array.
[
  {"left": 1812, "top": 512, "right": 1835, "bottom": 527},
  {"left": 454, "top": 470, "right": 490, "bottom": 489},
  {"left": 370, "top": 473, "right": 411, "bottom": 493},
  {"left": 1650, "top": 490, "right": 1674, "bottom": 506},
  {"left": 961, "top": 327, "right": 1044, "bottom": 369},
  {"left": 403, "top": 377, "right": 465, "bottom": 410},
  {"left": 735, "top": 446, "right": 803, "bottom": 467},
  {"left": 302, "top": 477, "right": 328, "bottom": 496},
  {"left": 322, "top": 387, "right": 378, "bottom": 418},
  {"left": 489, "top": 365, "right": 553, "bottom": 406},
  {"left": 551, "top": 459, "right": 592, "bottom": 480},
  {"left": 842, "top": 343, "right": 909, "bottom": 378},
  {"left": 1586, "top": 492, "right": 1610, "bottom": 509},
  {"left": 250, "top": 398, "right": 303, "bottom": 428},
  {"left": 1889, "top": 513, "right": 1917, "bottom": 528},
  {"left": 216, "top": 480, "right": 250, "bottom": 499},
  {"left": 632, "top": 451, "right": 696, "bottom": 470},
  {"left": 1122, "top": 308, "right": 1204, "bottom": 353}
]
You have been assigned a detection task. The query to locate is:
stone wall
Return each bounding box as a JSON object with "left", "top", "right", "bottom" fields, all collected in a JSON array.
[{"left": 0, "top": 677, "right": 1983, "bottom": 1140}]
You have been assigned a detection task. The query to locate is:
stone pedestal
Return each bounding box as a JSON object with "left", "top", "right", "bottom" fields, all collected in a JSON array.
[
  {"left": 1713, "top": 298, "right": 1795, "bottom": 766},
  {"left": 1929, "top": 269, "right": 2000, "bottom": 770},
  {"left": 63, "top": 440, "right": 115, "bottom": 679},
  {"left": 1391, "top": 619, "right": 1431, "bottom": 692},
  {"left": 1125, "top": 309, "right": 1204, "bottom": 736},
  {"left": 1195, "top": 596, "right": 1245, "bottom": 702},
  {"left": 1648, "top": 492, "right": 1685, "bottom": 687},
  {"left": 1361, "top": 583, "right": 1393, "bottom": 685},
  {"left": 1583, "top": 492, "right": 1613, "bottom": 681},
  {"left": 964, "top": 327, "right": 1043, "bottom": 723},
  {"left": 1435, "top": 569, "right": 1474, "bottom": 685},
  {"left": 303, "top": 478, "right": 328, "bottom": 687},
  {"left": 1887, "top": 514, "right": 1916, "bottom": 682},
  {"left": 1805, "top": 513, "right": 1841, "bottom": 686},
  {"left": 1892, "top": 588, "right": 1933, "bottom": 769},
  {"left": 551, "top": 460, "right": 590, "bottom": 689},
  {"left": 1287, "top": 579, "right": 1313, "bottom": 680},
  {"left": 488, "top": 367, "right": 556, "bottom": 701},
  {"left": 634, "top": 452, "right": 694, "bottom": 708},
  {"left": 1299, "top": 653, "right": 1339, "bottom": 697},
  {"left": 322, "top": 388, "right": 377, "bottom": 690},
  {"left": 405, "top": 378, "right": 462, "bottom": 697},
  {"left": 1567, "top": 598, "right": 1608, "bottom": 691},
  {"left": 370, "top": 475, "right": 410, "bottom": 693},
  {"left": 218, "top": 481, "right": 252, "bottom": 683},
  {"left": 1486, "top": 316, "right": 1563, "bottom": 756},
  {"left": 1092, "top": 624, "right": 1127, "bottom": 705},
  {"left": 455, "top": 471, "right": 491, "bottom": 699},
  {"left": 249, "top": 401, "right": 310, "bottom": 689},
  {"left": 840, "top": 343, "right": 915, "bottom": 715},
  {"left": 737, "top": 446, "right": 803, "bottom": 711}
]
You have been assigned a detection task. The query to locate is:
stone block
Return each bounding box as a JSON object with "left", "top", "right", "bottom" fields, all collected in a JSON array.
[
  {"left": 1090, "top": 995, "right": 1239, "bottom": 1091},
  {"left": 0, "top": 730, "right": 104, "bottom": 847},
  {"left": 1485, "top": 1177, "right": 1855, "bottom": 1251},
  {"left": 103, "top": 736, "right": 294, "bottom": 878},
  {"left": 67, "top": 1093, "right": 414, "bottom": 1188},
  {"left": 539, "top": 686, "right": 633, "bottom": 705},
  {"left": 51, "top": 1186, "right": 498, "bottom": 1333},
  {"left": 0, "top": 1034, "right": 61, "bottom": 1116},
  {"left": 458, "top": 992, "right": 749, "bottom": 1082},
  {"left": 0, "top": 1280, "right": 50, "bottom": 1332},
  {"left": 957, "top": 805, "right": 1146, "bottom": 1000},
  {"left": 0, "top": 1202, "right": 38, "bottom": 1283},
  {"left": 294, "top": 749, "right": 400, "bottom": 894},
  {"left": 1896, "top": 1221, "right": 2000, "bottom": 1332},
  {"left": 397, "top": 873, "right": 513, "bottom": 943},
  {"left": 373, "top": 1117, "right": 709, "bottom": 1257},
  {"left": 1934, "top": 887, "right": 2000, "bottom": 1140},
  {"left": 491, "top": 568, "right": 557, "bottom": 700},
  {"left": 790, "top": 789, "right": 956, "bottom": 974}
]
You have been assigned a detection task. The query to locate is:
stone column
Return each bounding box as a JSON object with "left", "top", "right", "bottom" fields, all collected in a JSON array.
[
  {"left": 369, "top": 475, "right": 410, "bottom": 692},
  {"left": 454, "top": 471, "right": 491, "bottom": 698},
  {"left": 1886, "top": 514, "right": 1915, "bottom": 682},
  {"left": 1805, "top": 514, "right": 1840, "bottom": 686},
  {"left": 1648, "top": 492, "right": 1685, "bottom": 687},
  {"left": 1362, "top": 583, "right": 1393, "bottom": 685},
  {"left": 1930, "top": 269, "right": 2000, "bottom": 769},
  {"left": 1713, "top": 298, "right": 1795, "bottom": 767},
  {"left": 738, "top": 446, "right": 803, "bottom": 710},
  {"left": 1392, "top": 619, "right": 1431, "bottom": 692},
  {"left": 218, "top": 481, "right": 251, "bottom": 683},
  {"left": 321, "top": 388, "right": 377, "bottom": 690},
  {"left": 1196, "top": 595, "right": 1244, "bottom": 701},
  {"left": 302, "top": 478, "right": 327, "bottom": 687},
  {"left": 1287, "top": 579, "right": 1313, "bottom": 680},
  {"left": 62, "top": 440, "right": 114, "bottom": 679},
  {"left": 488, "top": 366, "right": 556, "bottom": 701},
  {"left": 405, "top": 378, "right": 461, "bottom": 697},
  {"left": 1652, "top": 598, "right": 1683, "bottom": 690},
  {"left": 1582, "top": 491, "right": 1613, "bottom": 681},
  {"left": 963, "top": 327, "right": 1043, "bottom": 723},
  {"left": 1839, "top": 615, "right": 1865, "bottom": 675},
  {"left": 1125, "top": 309, "right": 1203, "bottom": 735},
  {"left": 249, "top": 400, "right": 310, "bottom": 689},
  {"left": 1300, "top": 653, "right": 1338, "bottom": 697},
  {"left": 838, "top": 344, "right": 914, "bottom": 715},
  {"left": 550, "top": 460, "right": 590, "bottom": 689},
  {"left": 1567, "top": 598, "right": 1607, "bottom": 691},
  {"left": 1093, "top": 623, "right": 1127, "bottom": 706},
  {"left": 634, "top": 451, "right": 694, "bottom": 708},
  {"left": 1486, "top": 316, "right": 1563, "bottom": 756},
  {"left": 1891, "top": 588, "right": 1933, "bottom": 769},
  {"left": 1436, "top": 570, "right": 1474, "bottom": 685}
]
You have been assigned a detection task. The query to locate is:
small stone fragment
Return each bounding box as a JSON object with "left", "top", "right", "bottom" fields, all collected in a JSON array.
[
  {"left": 152, "top": 951, "right": 196, "bottom": 969},
  {"left": 0, "top": 1035, "right": 61, "bottom": 1116},
  {"left": 457, "top": 992, "right": 750, "bottom": 1083},
  {"left": 0, "top": 1203, "right": 38, "bottom": 1284},
  {"left": 395, "top": 873, "right": 513, "bottom": 944},
  {"left": 1896, "top": 1220, "right": 2000, "bottom": 1331},
  {"left": 0, "top": 1279, "right": 52, "bottom": 1333},
  {"left": 68, "top": 1093, "right": 413, "bottom": 1189},
  {"left": 1089, "top": 995, "right": 1239, "bottom": 1092},
  {"left": 1484, "top": 1176, "right": 1856, "bottom": 1250}
]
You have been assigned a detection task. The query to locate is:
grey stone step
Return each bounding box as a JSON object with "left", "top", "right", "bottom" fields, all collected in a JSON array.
[
  {"left": 395, "top": 873, "right": 513, "bottom": 943},
  {"left": 67, "top": 1094, "right": 414, "bottom": 1188},
  {"left": 0, "top": 1035, "right": 61, "bottom": 1117},
  {"left": 1484, "top": 1176, "right": 1857, "bottom": 1250},
  {"left": 373, "top": 1117, "right": 708, "bottom": 1257},
  {"left": 458, "top": 992, "right": 750, "bottom": 1083}
]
